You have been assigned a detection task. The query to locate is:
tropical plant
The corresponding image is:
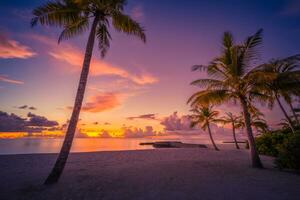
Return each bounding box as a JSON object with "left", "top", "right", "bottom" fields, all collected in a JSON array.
[
  {"left": 248, "top": 108, "right": 269, "bottom": 134},
  {"left": 32, "top": 0, "right": 146, "bottom": 184},
  {"left": 219, "top": 112, "right": 243, "bottom": 149},
  {"left": 253, "top": 56, "right": 300, "bottom": 132},
  {"left": 255, "top": 132, "right": 288, "bottom": 157},
  {"left": 188, "top": 29, "right": 268, "bottom": 168},
  {"left": 276, "top": 131, "right": 300, "bottom": 170},
  {"left": 190, "top": 105, "right": 220, "bottom": 151}
]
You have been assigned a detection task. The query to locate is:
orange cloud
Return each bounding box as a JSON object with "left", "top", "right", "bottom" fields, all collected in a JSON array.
[
  {"left": 31, "top": 34, "right": 158, "bottom": 85},
  {"left": 81, "top": 92, "right": 121, "bottom": 113},
  {"left": 0, "top": 74, "right": 24, "bottom": 84},
  {"left": 0, "top": 33, "right": 36, "bottom": 59}
]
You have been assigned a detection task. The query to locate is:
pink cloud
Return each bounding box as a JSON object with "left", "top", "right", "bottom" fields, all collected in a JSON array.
[
  {"left": 30, "top": 34, "right": 157, "bottom": 85},
  {"left": 0, "top": 74, "right": 24, "bottom": 85},
  {"left": 81, "top": 92, "right": 121, "bottom": 113},
  {"left": 0, "top": 33, "right": 36, "bottom": 59}
]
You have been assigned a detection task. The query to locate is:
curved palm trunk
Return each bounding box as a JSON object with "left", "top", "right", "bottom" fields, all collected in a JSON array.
[
  {"left": 240, "top": 97, "right": 263, "bottom": 168},
  {"left": 275, "top": 95, "right": 295, "bottom": 133},
  {"left": 44, "top": 14, "right": 100, "bottom": 185},
  {"left": 207, "top": 122, "right": 219, "bottom": 151},
  {"left": 232, "top": 123, "right": 239, "bottom": 149},
  {"left": 288, "top": 101, "right": 299, "bottom": 126}
]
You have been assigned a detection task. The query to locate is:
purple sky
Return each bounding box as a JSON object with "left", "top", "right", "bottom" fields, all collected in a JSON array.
[{"left": 0, "top": 0, "right": 300, "bottom": 137}]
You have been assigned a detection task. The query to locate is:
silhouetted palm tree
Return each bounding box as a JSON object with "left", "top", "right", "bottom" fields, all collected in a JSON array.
[
  {"left": 190, "top": 105, "right": 220, "bottom": 151},
  {"left": 32, "top": 0, "right": 146, "bottom": 184},
  {"left": 248, "top": 109, "right": 269, "bottom": 134},
  {"left": 220, "top": 112, "right": 243, "bottom": 149},
  {"left": 254, "top": 56, "right": 300, "bottom": 132},
  {"left": 188, "top": 29, "right": 267, "bottom": 168}
]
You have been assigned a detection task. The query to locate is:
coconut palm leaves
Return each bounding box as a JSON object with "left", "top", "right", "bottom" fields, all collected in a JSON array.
[
  {"left": 188, "top": 29, "right": 264, "bottom": 168},
  {"left": 189, "top": 105, "right": 220, "bottom": 151},
  {"left": 253, "top": 55, "right": 300, "bottom": 132},
  {"left": 32, "top": 0, "right": 145, "bottom": 57}
]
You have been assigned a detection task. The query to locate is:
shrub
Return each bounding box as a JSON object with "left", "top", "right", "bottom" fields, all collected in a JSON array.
[
  {"left": 276, "top": 133, "right": 300, "bottom": 170},
  {"left": 255, "top": 132, "right": 288, "bottom": 157}
]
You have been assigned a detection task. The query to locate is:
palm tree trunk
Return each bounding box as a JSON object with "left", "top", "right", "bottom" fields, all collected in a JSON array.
[
  {"left": 44, "top": 14, "right": 100, "bottom": 185},
  {"left": 275, "top": 95, "right": 295, "bottom": 133},
  {"left": 232, "top": 123, "right": 239, "bottom": 149},
  {"left": 240, "top": 97, "right": 263, "bottom": 168},
  {"left": 207, "top": 122, "right": 219, "bottom": 151},
  {"left": 288, "top": 101, "right": 299, "bottom": 126}
]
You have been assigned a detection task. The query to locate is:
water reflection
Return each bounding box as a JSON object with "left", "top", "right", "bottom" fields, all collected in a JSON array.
[{"left": 0, "top": 134, "right": 239, "bottom": 155}]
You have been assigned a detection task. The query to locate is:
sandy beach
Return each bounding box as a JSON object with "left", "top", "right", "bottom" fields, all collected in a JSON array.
[{"left": 0, "top": 146, "right": 299, "bottom": 200}]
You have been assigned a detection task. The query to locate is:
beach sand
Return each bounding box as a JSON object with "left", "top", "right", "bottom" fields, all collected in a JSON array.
[{"left": 0, "top": 145, "right": 299, "bottom": 200}]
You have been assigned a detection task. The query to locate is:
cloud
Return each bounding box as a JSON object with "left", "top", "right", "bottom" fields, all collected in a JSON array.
[
  {"left": 127, "top": 113, "right": 157, "bottom": 120},
  {"left": 0, "top": 74, "right": 24, "bottom": 85},
  {"left": 82, "top": 92, "right": 121, "bottom": 113},
  {"left": 28, "top": 106, "right": 37, "bottom": 110},
  {"left": 160, "top": 112, "right": 194, "bottom": 131},
  {"left": 0, "top": 33, "right": 36, "bottom": 59},
  {"left": 77, "top": 125, "right": 162, "bottom": 138},
  {"left": 31, "top": 34, "right": 157, "bottom": 85},
  {"left": 281, "top": 0, "right": 300, "bottom": 15},
  {"left": 18, "top": 105, "right": 28, "bottom": 109},
  {"left": 27, "top": 112, "right": 59, "bottom": 127},
  {"left": 0, "top": 111, "right": 59, "bottom": 132},
  {"left": 76, "top": 129, "right": 112, "bottom": 138},
  {"left": 104, "top": 122, "right": 111, "bottom": 125},
  {"left": 16, "top": 105, "right": 37, "bottom": 110},
  {"left": 122, "top": 126, "right": 161, "bottom": 138}
]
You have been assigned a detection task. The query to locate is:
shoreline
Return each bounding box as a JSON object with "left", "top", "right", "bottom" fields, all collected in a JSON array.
[{"left": 1, "top": 147, "right": 299, "bottom": 200}]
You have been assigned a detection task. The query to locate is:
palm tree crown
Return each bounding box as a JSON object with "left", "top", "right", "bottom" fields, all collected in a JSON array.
[
  {"left": 32, "top": 0, "right": 146, "bottom": 57},
  {"left": 221, "top": 112, "right": 243, "bottom": 129},
  {"left": 253, "top": 55, "right": 300, "bottom": 130},
  {"left": 190, "top": 105, "right": 220, "bottom": 130},
  {"left": 189, "top": 105, "right": 220, "bottom": 151}
]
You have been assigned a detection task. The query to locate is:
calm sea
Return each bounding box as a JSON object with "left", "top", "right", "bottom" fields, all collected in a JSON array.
[{"left": 0, "top": 135, "right": 221, "bottom": 155}]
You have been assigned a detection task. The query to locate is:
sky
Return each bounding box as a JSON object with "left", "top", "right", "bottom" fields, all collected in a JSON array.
[{"left": 0, "top": 0, "right": 300, "bottom": 138}]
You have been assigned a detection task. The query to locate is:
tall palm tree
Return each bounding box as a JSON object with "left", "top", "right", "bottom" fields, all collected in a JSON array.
[
  {"left": 254, "top": 56, "right": 300, "bottom": 132},
  {"left": 190, "top": 105, "right": 220, "bottom": 151},
  {"left": 188, "top": 29, "right": 268, "bottom": 168},
  {"left": 32, "top": 0, "right": 146, "bottom": 184},
  {"left": 220, "top": 112, "right": 243, "bottom": 149}
]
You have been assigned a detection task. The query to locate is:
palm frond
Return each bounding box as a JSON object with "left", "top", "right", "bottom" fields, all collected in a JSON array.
[
  {"left": 112, "top": 12, "right": 146, "bottom": 42},
  {"left": 190, "top": 79, "right": 224, "bottom": 89},
  {"left": 96, "top": 24, "right": 112, "bottom": 58},
  {"left": 31, "top": 0, "right": 82, "bottom": 27},
  {"left": 187, "top": 89, "right": 231, "bottom": 107},
  {"left": 58, "top": 17, "right": 89, "bottom": 43}
]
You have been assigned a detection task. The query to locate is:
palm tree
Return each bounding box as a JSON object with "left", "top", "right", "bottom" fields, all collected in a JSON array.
[
  {"left": 254, "top": 56, "right": 300, "bottom": 132},
  {"left": 249, "top": 109, "right": 269, "bottom": 134},
  {"left": 190, "top": 105, "right": 220, "bottom": 151},
  {"left": 188, "top": 29, "right": 267, "bottom": 168},
  {"left": 220, "top": 112, "right": 243, "bottom": 149},
  {"left": 32, "top": 0, "right": 146, "bottom": 184}
]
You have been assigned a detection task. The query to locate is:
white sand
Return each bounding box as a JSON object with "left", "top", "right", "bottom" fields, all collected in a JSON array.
[{"left": 0, "top": 145, "right": 299, "bottom": 200}]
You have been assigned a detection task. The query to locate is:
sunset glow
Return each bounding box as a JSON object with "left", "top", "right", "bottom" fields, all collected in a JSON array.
[{"left": 1, "top": 0, "right": 300, "bottom": 140}]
